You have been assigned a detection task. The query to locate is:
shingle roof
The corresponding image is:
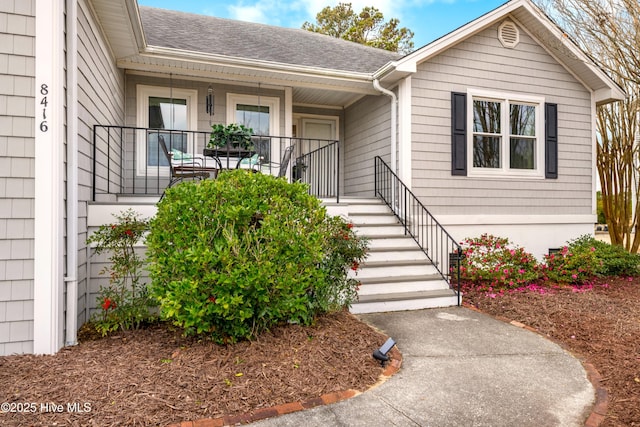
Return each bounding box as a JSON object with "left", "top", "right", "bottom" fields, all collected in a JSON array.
[{"left": 139, "top": 6, "right": 400, "bottom": 74}]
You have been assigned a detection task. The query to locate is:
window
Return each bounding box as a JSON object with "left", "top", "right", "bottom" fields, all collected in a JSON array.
[
  {"left": 227, "top": 94, "right": 280, "bottom": 162},
  {"left": 136, "top": 85, "right": 198, "bottom": 176},
  {"left": 469, "top": 90, "right": 544, "bottom": 177}
]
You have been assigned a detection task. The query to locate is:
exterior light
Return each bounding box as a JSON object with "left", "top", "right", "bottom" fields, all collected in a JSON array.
[{"left": 372, "top": 337, "right": 395, "bottom": 365}]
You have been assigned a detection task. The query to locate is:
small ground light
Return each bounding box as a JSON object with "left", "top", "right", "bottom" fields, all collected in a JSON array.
[{"left": 372, "top": 337, "right": 396, "bottom": 366}]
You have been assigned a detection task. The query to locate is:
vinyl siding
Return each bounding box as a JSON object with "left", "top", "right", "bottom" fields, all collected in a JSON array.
[
  {"left": 411, "top": 20, "right": 593, "bottom": 216},
  {"left": 76, "top": 0, "right": 125, "bottom": 323},
  {"left": 343, "top": 94, "right": 392, "bottom": 196},
  {"left": 0, "top": 0, "right": 35, "bottom": 355}
]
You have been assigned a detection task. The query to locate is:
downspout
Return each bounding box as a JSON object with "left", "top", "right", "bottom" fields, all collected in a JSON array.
[
  {"left": 373, "top": 79, "right": 398, "bottom": 176},
  {"left": 64, "top": 0, "right": 79, "bottom": 347}
]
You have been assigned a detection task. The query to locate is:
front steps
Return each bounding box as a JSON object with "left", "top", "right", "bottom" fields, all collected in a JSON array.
[{"left": 338, "top": 198, "right": 460, "bottom": 314}]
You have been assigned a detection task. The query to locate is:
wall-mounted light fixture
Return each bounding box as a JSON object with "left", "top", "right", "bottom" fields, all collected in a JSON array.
[
  {"left": 372, "top": 337, "right": 396, "bottom": 366},
  {"left": 206, "top": 85, "right": 214, "bottom": 116}
]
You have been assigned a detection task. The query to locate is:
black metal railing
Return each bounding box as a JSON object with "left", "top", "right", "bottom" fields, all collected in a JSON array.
[
  {"left": 92, "top": 125, "right": 339, "bottom": 202},
  {"left": 295, "top": 141, "right": 339, "bottom": 203},
  {"left": 374, "top": 156, "right": 462, "bottom": 305}
]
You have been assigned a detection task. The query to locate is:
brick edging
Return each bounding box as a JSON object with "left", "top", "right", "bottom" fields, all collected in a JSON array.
[
  {"left": 167, "top": 347, "right": 403, "bottom": 427},
  {"left": 462, "top": 302, "right": 608, "bottom": 427}
]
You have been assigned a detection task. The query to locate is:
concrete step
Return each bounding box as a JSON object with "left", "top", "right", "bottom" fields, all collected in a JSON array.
[
  {"left": 350, "top": 289, "right": 460, "bottom": 314},
  {"left": 357, "top": 277, "right": 450, "bottom": 295},
  {"left": 349, "top": 213, "right": 399, "bottom": 225},
  {"left": 353, "top": 263, "right": 439, "bottom": 280},
  {"left": 355, "top": 224, "right": 407, "bottom": 237},
  {"left": 340, "top": 196, "right": 461, "bottom": 314},
  {"left": 367, "top": 236, "right": 419, "bottom": 250},
  {"left": 365, "top": 250, "right": 430, "bottom": 264}
]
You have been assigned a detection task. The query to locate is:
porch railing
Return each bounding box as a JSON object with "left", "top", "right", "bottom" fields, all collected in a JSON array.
[
  {"left": 374, "top": 156, "right": 462, "bottom": 305},
  {"left": 92, "top": 125, "right": 339, "bottom": 202}
]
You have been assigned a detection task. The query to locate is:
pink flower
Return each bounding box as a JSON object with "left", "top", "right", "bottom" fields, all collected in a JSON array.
[
  {"left": 572, "top": 274, "right": 578, "bottom": 280},
  {"left": 518, "top": 269, "right": 525, "bottom": 274},
  {"left": 590, "top": 247, "right": 596, "bottom": 252}
]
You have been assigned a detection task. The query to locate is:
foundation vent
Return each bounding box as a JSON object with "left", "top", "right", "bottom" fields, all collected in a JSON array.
[{"left": 498, "top": 20, "right": 519, "bottom": 48}]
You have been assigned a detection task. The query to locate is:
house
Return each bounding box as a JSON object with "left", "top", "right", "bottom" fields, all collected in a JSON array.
[{"left": 0, "top": 0, "right": 624, "bottom": 355}]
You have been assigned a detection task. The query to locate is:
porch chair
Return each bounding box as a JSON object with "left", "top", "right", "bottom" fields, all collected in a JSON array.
[
  {"left": 277, "top": 145, "right": 294, "bottom": 178},
  {"left": 235, "top": 145, "right": 294, "bottom": 177},
  {"left": 157, "top": 135, "right": 220, "bottom": 190}
]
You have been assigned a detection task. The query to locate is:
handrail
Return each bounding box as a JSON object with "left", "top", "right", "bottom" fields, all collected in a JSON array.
[{"left": 374, "top": 156, "right": 462, "bottom": 305}]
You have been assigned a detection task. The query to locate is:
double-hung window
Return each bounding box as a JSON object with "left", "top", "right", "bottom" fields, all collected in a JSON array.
[{"left": 469, "top": 90, "right": 544, "bottom": 178}]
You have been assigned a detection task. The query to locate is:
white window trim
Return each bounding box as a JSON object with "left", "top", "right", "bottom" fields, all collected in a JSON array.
[
  {"left": 227, "top": 93, "right": 280, "bottom": 163},
  {"left": 135, "top": 85, "right": 198, "bottom": 176},
  {"left": 467, "top": 88, "right": 545, "bottom": 179}
]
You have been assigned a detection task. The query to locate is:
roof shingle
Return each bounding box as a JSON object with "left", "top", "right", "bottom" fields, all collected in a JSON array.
[{"left": 139, "top": 6, "right": 400, "bottom": 74}]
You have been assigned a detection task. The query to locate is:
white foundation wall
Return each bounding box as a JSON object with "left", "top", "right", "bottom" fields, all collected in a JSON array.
[{"left": 438, "top": 215, "right": 596, "bottom": 260}]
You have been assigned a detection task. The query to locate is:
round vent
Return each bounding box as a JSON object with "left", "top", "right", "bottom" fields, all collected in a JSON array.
[{"left": 498, "top": 20, "right": 519, "bottom": 48}]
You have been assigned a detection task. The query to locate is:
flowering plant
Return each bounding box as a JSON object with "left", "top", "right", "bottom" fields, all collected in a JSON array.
[
  {"left": 456, "top": 234, "right": 539, "bottom": 291},
  {"left": 87, "top": 209, "right": 156, "bottom": 336},
  {"left": 312, "top": 216, "right": 368, "bottom": 312}
]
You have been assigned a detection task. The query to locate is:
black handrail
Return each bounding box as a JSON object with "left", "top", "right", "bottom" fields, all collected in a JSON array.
[
  {"left": 374, "top": 156, "right": 462, "bottom": 305},
  {"left": 91, "top": 125, "right": 340, "bottom": 202}
]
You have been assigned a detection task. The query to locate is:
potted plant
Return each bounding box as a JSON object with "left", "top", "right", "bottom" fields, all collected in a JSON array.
[{"left": 208, "top": 123, "right": 254, "bottom": 150}]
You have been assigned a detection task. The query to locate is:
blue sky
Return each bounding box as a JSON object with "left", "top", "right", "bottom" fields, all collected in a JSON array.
[{"left": 137, "top": 0, "right": 508, "bottom": 49}]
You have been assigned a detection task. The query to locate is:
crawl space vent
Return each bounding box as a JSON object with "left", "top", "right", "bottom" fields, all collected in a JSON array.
[{"left": 498, "top": 21, "right": 519, "bottom": 48}]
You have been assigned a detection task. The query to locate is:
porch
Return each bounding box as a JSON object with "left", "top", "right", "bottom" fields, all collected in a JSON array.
[{"left": 91, "top": 125, "right": 340, "bottom": 203}]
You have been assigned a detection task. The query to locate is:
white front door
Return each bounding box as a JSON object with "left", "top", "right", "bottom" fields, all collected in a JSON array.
[{"left": 301, "top": 117, "right": 337, "bottom": 140}]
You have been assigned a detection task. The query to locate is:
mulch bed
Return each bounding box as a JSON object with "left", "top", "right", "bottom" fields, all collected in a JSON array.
[
  {"left": 0, "top": 310, "right": 388, "bottom": 427},
  {"left": 3, "top": 279, "right": 638, "bottom": 427},
  {"left": 463, "top": 276, "right": 640, "bottom": 427}
]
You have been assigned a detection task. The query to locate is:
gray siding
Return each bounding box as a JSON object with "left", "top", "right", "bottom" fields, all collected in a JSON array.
[
  {"left": 343, "top": 94, "right": 392, "bottom": 197},
  {"left": 0, "top": 0, "right": 35, "bottom": 355},
  {"left": 411, "top": 20, "right": 593, "bottom": 216},
  {"left": 76, "top": 0, "right": 125, "bottom": 323}
]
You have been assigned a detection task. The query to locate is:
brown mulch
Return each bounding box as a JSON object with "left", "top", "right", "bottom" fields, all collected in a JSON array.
[
  {"left": 463, "top": 276, "right": 640, "bottom": 427},
  {"left": 0, "top": 310, "right": 388, "bottom": 427}
]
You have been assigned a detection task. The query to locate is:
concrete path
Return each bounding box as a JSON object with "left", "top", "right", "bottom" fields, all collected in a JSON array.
[{"left": 247, "top": 307, "right": 594, "bottom": 427}]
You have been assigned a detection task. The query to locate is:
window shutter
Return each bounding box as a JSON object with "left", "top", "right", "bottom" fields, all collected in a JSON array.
[
  {"left": 545, "top": 103, "right": 558, "bottom": 179},
  {"left": 451, "top": 92, "right": 467, "bottom": 176}
]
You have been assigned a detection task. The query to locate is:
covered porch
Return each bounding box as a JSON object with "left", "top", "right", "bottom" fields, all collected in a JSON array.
[{"left": 91, "top": 125, "right": 340, "bottom": 203}]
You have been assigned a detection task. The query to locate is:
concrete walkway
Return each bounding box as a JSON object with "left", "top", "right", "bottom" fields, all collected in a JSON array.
[{"left": 247, "top": 307, "right": 595, "bottom": 427}]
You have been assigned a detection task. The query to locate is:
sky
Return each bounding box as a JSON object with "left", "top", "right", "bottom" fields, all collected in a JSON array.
[{"left": 136, "top": 0, "right": 508, "bottom": 49}]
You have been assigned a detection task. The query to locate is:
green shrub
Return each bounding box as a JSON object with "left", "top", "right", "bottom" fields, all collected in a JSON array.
[
  {"left": 566, "top": 235, "right": 640, "bottom": 277},
  {"left": 87, "top": 209, "right": 156, "bottom": 336},
  {"left": 146, "top": 170, "right": 367, "bottom": 343},
  {"left": 458, "top": 234, "right": 539, "bottom": 290},
  {"left": 542, "top": 245, "right": 595, "bottom": 284}
]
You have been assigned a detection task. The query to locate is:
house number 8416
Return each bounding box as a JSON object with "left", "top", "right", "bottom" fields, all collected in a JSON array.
[{"left": 39, "top": 84, "right": 48, "bottom": 132}]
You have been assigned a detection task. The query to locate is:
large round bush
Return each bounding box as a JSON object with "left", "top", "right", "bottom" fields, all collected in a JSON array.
[{"left": 146, "top": 170, "right": 365, "bottom": 343}]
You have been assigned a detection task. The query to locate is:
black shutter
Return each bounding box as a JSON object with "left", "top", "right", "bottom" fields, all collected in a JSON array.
[
  {"left": 451, "top": 92, "right": 467, "bottom": 176},
  {"left": 545, "top": 103, "right": 558, "bottom": 179}
]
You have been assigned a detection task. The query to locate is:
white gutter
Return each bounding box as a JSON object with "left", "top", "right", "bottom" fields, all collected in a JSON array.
[
  {"left": 64, "top": 0, "right": 79, "bottom": 347},
  {"left": 373, "top": 79, "right": 398, "bottom": 175}
]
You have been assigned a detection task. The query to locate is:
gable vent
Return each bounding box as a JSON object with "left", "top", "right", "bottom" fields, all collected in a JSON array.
[{"left": 498, "top": 20, "right": 519, "bottom": 48}]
